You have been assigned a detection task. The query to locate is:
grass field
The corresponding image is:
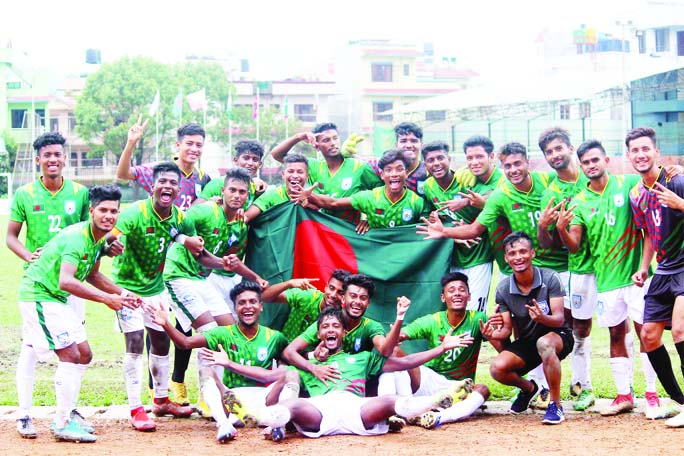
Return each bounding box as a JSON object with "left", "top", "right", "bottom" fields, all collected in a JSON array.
[{"left": 0, "top": 214, "right": 681, "bottom": 407}]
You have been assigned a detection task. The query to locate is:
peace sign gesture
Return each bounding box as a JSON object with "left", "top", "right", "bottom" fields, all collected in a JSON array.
[
  {"left": 556, "top": 200, "right": 577, "bottom": 232},
  {"left": 128, "top": 114, "right": 149, "bottom": 144}
]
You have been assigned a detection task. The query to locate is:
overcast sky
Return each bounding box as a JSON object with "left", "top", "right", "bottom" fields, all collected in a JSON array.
[{"left": 1, "top": 0, "right": 674, "bottom": 79}]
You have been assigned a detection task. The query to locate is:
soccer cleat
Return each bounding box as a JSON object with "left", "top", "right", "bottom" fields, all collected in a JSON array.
[
  {"left": 16, "top": 416, "right": 37, "bottom": 439},
  {"left": 270, "top": 426, "right": 285, "bottom": 442},
  {"left": 666, "top": 410, "right": 684, "bottom": 428},
  {"left": 600, "top": 393, "right": 634, "bottom": 416},
  {"left": 445, "top": 378, "right": 475, "bottom": 403},
  {"left": 224, "top": 389, "right": 257, "bottom": 427},
  {"left": 645, "top": 401, "right": 680, "bottom": 420},
  {"left": 570, "top": 382, "right": 582, "bottom": 397},
  {"left": 573, "top": 389, "right": 596, "bottom": 411},
  {"left": 70, "top": 409, "right": 95, "bottom": 434},
  {"left": 645, "top": 391, "right": 660, "bottom": 413},
  {"left": 131, "top": 408, "right": 157, "bottom": 432},
  {"left": 152, "top": 398, "right": 193, "bottom": 418},
  {"left": 53, "top": 419, "right": 97, "bottom": 443},
  {"left": 388, "top": 415, "right": 406, "bottom": 433},
  {"left": 510, "top": 380, "right": 539, "bottom": 414},
  {"left": 417, "top": 411, "right": 442, "bottom": 429},
  {"left": 196, "top": 399, "right": 213, "bottom": 419},
  {"left": 532, "top": 387, "right": 550, "bottom": 410},
  {"left": 541, "top": 401, "right": 565, "bottom": 425},
  {"left": 169, "top": 381, "right": 189, "bottom": 406},
  {"left": 216, "top": 421, "right": 237, "bottom": 443}
]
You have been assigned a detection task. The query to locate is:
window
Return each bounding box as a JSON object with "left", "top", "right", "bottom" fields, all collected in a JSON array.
[
  {"left": 36, "top": 109, "right": 45, "bottom": 127},
  {"left": 579, "top": 102, "right": 591, "bottom": 119},
  {"left": 50, "top": 117, "right": 59, "bottom": 132},
  {"left": 559, "top": 104, "right": 570, "bottom": 120},
  {"left": 11, "top": 109, "right": 27, "bottom": 128},
  {"left": 6, "top": 81, "right": 21, "bottom": 89},
  {"left": 403, "top": 64, "right": 410, "bottom": 77},
  {"left": 294, "top": 104, "right": 316, "bottom": 122},
  {"left": 371, "top": 63, "right": 393, "bottom": 82},
  {"left": 425, "top": 110, "right": 446, "bottom": 121},
  {"left": 373, "top": 102, "right": 393, "bottom": 122},
  {"left": 655, "top": 28, "right": 669, "bottom": 52},
  {"left": 68, "top": 113, "right": 77, "bottom": 133},
  {"left": 637, "top": 32, "right": 646, "bottom": 54}
]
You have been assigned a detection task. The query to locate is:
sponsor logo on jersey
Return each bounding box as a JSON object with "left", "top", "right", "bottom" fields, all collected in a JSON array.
[
  {"left": 388, "top": 220, "right": 396, "bottom": 227},
  {"left": 169, "top": 227, "right": 179, "bottom": 238},
  {"left": 402, "top": 208, "right": 413, "bottom": 222},
  {"left": 257, "top": 347, "right": 268, "bottom": 362},
  {"left": 512, "top": 203, "right": 523, "bottom": 212},
  {"left": 354, "top": 337, "right": 362, "bottom": 352},
  {"left": 65, "top": 200, "right": 76, "bottom": 215},
  {"left": 614, "top": 194, "right": 624, "bottom": 207},
  {"left": 341, "top": 177, "right": 352, "bottom": 191},
  {"left": 146, "top": 227, "right": 155, "bottom": 235},
  {"left": 537, "top": 300, "right": 550, "bottom": 314},
  {"left": 33, "top": 204, "right": 44, "bottom": 213}
]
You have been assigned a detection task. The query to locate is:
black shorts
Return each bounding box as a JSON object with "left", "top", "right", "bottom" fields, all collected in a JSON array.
[
  {"left": 644, "top": 272, "right": 684, "bottom": 324},
  {"left": 503, "top": 328, "right": 574, "bottom": 376}
]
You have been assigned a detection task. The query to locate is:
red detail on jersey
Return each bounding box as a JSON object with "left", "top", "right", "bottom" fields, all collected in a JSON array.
[
  {"left": 82, "top": 253, "right": 88, "bottom": 260},
  {"left": 212, "top": 228, "right": 220, "bottom": 235},
  {"left": 146, "top": 227, "right": 154, "bottom": 234},
  {"left": 512, "top": 203, "right": 521, "bottom": 210},
  {"left": 293, "top": 220, "right": 359, "bottom": 293},
  {"left": 375, "top": 208, "right": 384, "bottom": 215},
  {"left": 433, "top": 197, "right": 439, "bottom": 203},
  {"left": 33, "top": 204, "right": 43, "bottom": 212}
]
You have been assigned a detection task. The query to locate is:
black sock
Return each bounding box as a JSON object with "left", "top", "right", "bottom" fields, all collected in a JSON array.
[
  {"left": 145, "top": 333, "right": 153, "bottom": 389},
  {"left": 647, "top": 345, "right": 684, "bottom": 404},
  {"left": 171, "top": 320, "right": 193, "bottom": 384},
  {"left": 676, "top": 341, "right": 684, "bottom": 381}
]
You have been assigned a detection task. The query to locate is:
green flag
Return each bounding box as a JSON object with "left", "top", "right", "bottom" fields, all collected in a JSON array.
[{"left": 245, "top": 204, "right": 454, "bottom": 340}]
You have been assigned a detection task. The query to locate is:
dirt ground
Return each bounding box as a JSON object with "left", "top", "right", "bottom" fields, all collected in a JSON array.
[{"left": 1, "top": 412, "right": 681, "bottom": 456}]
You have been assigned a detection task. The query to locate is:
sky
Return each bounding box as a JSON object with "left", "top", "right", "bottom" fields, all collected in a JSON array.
[{"left": 1, "top": 0, "right": 677, "bottom": 80}]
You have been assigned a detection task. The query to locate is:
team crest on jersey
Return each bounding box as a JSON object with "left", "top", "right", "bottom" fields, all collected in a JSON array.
[
  {"left": 417, "top": 180, "right": 425, "bottom": 195},
  {"left": 614, "top": 194, "right": 624, "bottom": 207},
  {"left": 64, "top": 200, "right": 76, "bottom": 215},
  {"left": 227, "top": 233, "right": 238, "bottom": 247},
  {"left": 257, "top": 347, "right": 268, "bottom": 362},
  {"left": 56, "top": 331, "right": 72, "bottom": 347},
  {"left": 169, "top": 227, "right": 179, "bottom": 238},
  {"left": 346, "top": 357, "right": 357, "bottom": 364},
  {"left": 354, "top": 337, "right": 362, "bottom": 352},
  {"left": 341, "top": 177, "right": 352, "bottom": 191},
  {"left": 537, "top": 300, "right": 550, "bottom": 314},
  {"left": 195, "top": 184, "right": 202, "bottom": 196},
  {"left": 402, "top": 208, "right": 413, "bottom": 222},
  {"left": 572, "top": 294, "right": 583, "bottom": 310}
]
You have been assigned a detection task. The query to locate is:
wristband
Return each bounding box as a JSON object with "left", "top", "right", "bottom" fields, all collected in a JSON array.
[
  {"left": 175, "top": 234, "right": 188, "bottom": 245},
  {"left": 307, "top": 351, "right": 316, "bottom": 360},
  {"left": 120, "top": 289, "right": 129, "bottom": 297},
  {"left": 396, "top": 313, "right": 406, "bottom": 321}
]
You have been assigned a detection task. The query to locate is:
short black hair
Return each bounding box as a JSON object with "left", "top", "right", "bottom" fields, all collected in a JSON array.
[
  {"left": 312, "top": 123, "right": 338, "bottom": 134},
  {"left": 153, "top": 162, "right": 182, "bottom": 182},
  {"left": 421, "top": 140, "right": 449, "bottom": 160},
  {"left": 462, "top": 135, "right": 494, "bottom": 154},
  {"left": 283, "top": 153, "right": 309, "bottom": 166},
  {"left": 230, "top": 280, "right": 263, "bottom": 303},
  {"left": 440, "top": 271, "right": 469, "bottom": 292},
  {"left": 394, "top": 122, "right": 423, "bottom": 140},
  {"left": 499, "top": 142, "right": 528, "bottom": 160},
  {"left": 576, "top": 139, "right": 606, "bottom": 160},
  {"left": 33, "top": 132, "right": 66, "bottom": 154},
  {"left": 502, "top": 231, "right": 534, "bottom": 251},
  {"left": 330, "top": 269, "right": 351, "bottom": 283},
  {"left": 378, "top": 149, "right": 410, "bottom": 171},
  {"left": 343, "top": 273, "right": 375, "bottom": 299},
  {"left": 317, "top": 306, "right": 344, "bottom": 329},
  {"left": 223, "top": 167, "right": 252, "bottom": 187},
  {"left": 625, "top": 126, "right": 657, "bottom": 149},
  {"left": 177, "top": 123, "right": 205, "bottom": 141},
  {"left": 538, "top": 126, "right": 571, "bottom": 152},
  {"left": 235, "top": 140, "right": 264, "bottom": 160},
  {"left": 89, "top": 184, "right": 122, "bottom": 207}
]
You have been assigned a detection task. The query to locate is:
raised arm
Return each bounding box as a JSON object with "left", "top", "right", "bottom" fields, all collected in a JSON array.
[
  {"left": 383, "top": 330, "right": 475, "bottom": 372},
  {"left": 116, "top": 115, "right": 148, "bottom": 180},
  {"left": 261, "top": 278, "right": 319, "bottom": 304},
  {"left": 372, "top": 296, "right": 411, "bottom": 357},
  {"left": 270, "top": 132, "right": 316, "bottom": 163},
  {"left": 150, "top": 305, "right": 208, "bottom": 350}
]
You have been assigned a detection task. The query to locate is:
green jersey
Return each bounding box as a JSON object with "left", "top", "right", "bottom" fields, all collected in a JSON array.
[
  {"left": 350, "top": 187, "right": 426, "bottom": 228},
  {"left": 572, "top": 173, "right": 644, "bottom": 292},
  {"left": 10, "top": 178, "right": 90, "bottom": 263},
  {"left": 111, "top": 199, "right": 195, "bottom": 296},
  {"left": 252, "top": 186, "right": 290, "bottom": 214},
  {"left": 203, "top": 324, "right": 288, "bottom": 388},
  {"left": 300, "top": 316, "right": 385, "bottom": 353},
  {"left": 477, "top": 171, "right": 566, "bottom": 271},
  {"left": 403, "top": 310, "right": 487, "bottom": 381},
  {"left": 299, "top": 350, "right": 386, "bottom": 397},
  {"left": 18, "top": 222, "right": 106, "bottom": 303},
  {"left": 308, "top": 157, "right": 382, "bottom": 223},
  {"left": 163, "top": 201, "right": 248, "bottom": 280},
  {"left": 199, "top": 177, "right": 258, "bottom": 210},
  {"left": 281, "top": 288, "right": 325, "bottom": 342},
  {"left": 540, "top": 173, "right": 593, "bottom": 274}
]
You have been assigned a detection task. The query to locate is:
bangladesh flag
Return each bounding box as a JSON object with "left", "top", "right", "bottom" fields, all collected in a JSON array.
[{"left": 245, "top": 204, "right": 454, "bottom": 348}]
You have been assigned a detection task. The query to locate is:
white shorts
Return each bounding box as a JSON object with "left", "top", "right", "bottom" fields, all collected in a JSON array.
[
  {"left": 20, "top": 301, "right": 86, "bottom": 361},
  {"left": 166, "top": 278, "right": 233, "bottom": 332},
  {"left": 450, "top": 262, "right": 493, "bottom": 312},
  {"left": 559, "top": 271, "right": 570, "bottom": 310},
  {"left": 413, "top": 365, "right": 461, "bottom": 397},
  {"left": 231, "top": 384, "right": 274, "bottom": 409},
  {"left": 294, "top": 391, "right": 389, "bottom": 438},
  {"left": 115, "top": 291, "right": 169, "bottom": 333},
  {"left": 596, "top": 280, "right": 650, "bottom": 328},
  {"left": 570, "top": 273, "right": 598, "bottom": 320},
  {"left": 206, "top": 273, "right": 242, "bottom": 317},
  {"left": 67, "top": 295, "right": 86, "bottom": 324}
]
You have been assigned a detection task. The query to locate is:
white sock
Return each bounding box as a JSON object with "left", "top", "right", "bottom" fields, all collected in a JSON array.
[
  {"left": 54, "top": 362, "right": 81, "bottom": 427},
  {"left": 16, "top": 344, "right": 37, "bottom": 416},
  {"left": 278, "top": 382, "right": 301, "bottom": 401},
  {"left": 377, "top": 372, "right": 398, "bottom": 396},
  {"left": 259, "top": 404, "right": 291, "bottom": 428},
  {"left": 610, "top": 357, "right": 632, "bottom": 395},
  {"left": 73, "top": 363, "right": 88, "bottom": 409},
  {"left": 199, "top": 373, "right": 228, "bottom": 423},
  {"left": 625, "top": 331, "right": 635, "bottom": 384},
  {"left": 528, "top": 364, "right": 548, "bottom": 389},
  {"left": 394, "top": 371, "right": 413, "bottom": 396},
  {"left": 395, "top": 395, "right": 442, "bottom": 419},
  {"left": 439, "top": 391, "right": 485, "bottom": 423},
  {"left": 640, "top": 352, "right": 658, "bottom": 392},
  {"left": 124, "top": 353, "right": 143, "bottom": 408},
  {"left": 571, "top": 336, "right": 593, "bottom": 390},
  {"left": 149, "top": 354, "right": 170, "bottom": 399}
]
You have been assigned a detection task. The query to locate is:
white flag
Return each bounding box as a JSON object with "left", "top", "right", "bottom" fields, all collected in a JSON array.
[
  {"left": 148, "top": 90, "right": 160, "bottom": 116},
  {"left": 186, "top": 88, "right": 207, "bottom": 112}
]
